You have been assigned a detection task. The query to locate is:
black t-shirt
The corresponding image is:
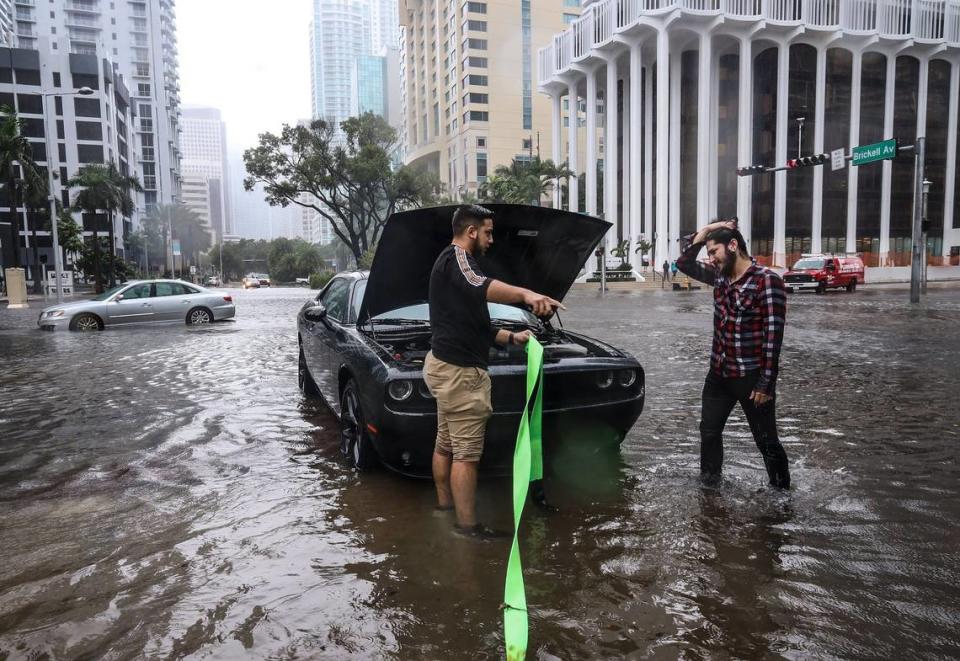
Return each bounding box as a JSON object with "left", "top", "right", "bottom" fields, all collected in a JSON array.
[{"left": 429, "top": 244, "right": 499, "bottom": 369}]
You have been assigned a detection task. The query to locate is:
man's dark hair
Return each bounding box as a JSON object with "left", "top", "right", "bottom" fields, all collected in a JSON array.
[
  {"left": 452, "top": 204, "right": 494, "bottom": 236},
  {"left": 704, "top": 226, "right": 750, "bottom": 258}
]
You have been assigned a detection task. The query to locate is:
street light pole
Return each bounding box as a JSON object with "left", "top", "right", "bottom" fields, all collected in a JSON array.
[
  {"left": 921, "top": 178, "right": 931, "bottom": 295},
  {"left": 41, "top": 86, "right": 94, "bottom": 304}
]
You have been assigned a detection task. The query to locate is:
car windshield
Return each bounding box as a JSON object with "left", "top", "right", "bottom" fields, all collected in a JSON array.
[
  {"left": 90, "top": 284, "right": 131, "bottom": 301},
  {"left": 793, "top": 259, "right": 825, "bottom": 270}
]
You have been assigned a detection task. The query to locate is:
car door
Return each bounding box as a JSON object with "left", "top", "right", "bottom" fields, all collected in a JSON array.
[
  {"left": 151, "top": 282, "right": 191, "bottom": 322},
  {"left": 104, "top": 283, "right": 155, "bottom": 325},
  {"left": 305, "top": 277, "right": 351, "bottom": 406}
]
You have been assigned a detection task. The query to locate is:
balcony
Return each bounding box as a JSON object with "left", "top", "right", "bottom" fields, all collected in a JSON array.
[
  {"left": 15, "top": 11, "right": 35, "bottom": 21},
  {"left": 65, "top": 14, "right": 100, "bottom": 28},
  {"left": 16, "top": 26, "right": 36, "bottom": 37},
  {"left": 65, "top": 2, "right": 101, "bottom": 14},
  {"left": 14, "top": 0, "right": 35, "bottom": 6}
]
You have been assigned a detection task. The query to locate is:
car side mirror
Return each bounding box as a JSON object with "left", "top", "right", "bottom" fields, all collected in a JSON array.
[
  {"left": 304, "top": 304, "right": 328, "bottom": 322},
  {"left": 114, "top": 294, "right": 124, "bottom": 302}
]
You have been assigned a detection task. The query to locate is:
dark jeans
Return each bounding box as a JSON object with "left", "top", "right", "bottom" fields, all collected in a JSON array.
[{"left": 699, "top": 370, "right": 790, "bottom": 489}]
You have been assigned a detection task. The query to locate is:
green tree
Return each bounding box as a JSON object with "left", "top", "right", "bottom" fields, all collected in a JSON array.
[
  {"left": 67, "top": 163, "right": 143, "bottom": 291},
  {"left": 0, "top": 106, "right": 44, "bottom": 271},
  {"left": 634, "top": 238, "right": 653, "bottom": 270},
  {"left": 144, "top": 204, "right": 211, "bottom": 276},
  {"left": 478, "top": 157, "right": 572, "bottom": 206},
  {"left": 243, "top": 112, "right": 439, "bottom": 262}
]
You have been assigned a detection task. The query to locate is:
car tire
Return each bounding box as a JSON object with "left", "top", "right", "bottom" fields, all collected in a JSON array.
[
  {"left": 340, "top": 379, "right": 377, "bottom": 470},
  {"left": 847, "top": 280, "right": 857, "bottom": 293},
  {"left": 816, "top": 282, "right": 826, "bottom": 295},
  {"left": 298, "top": 345, "right": 321, "bottom": 397},
  {"left": 186, "top": 307, "right": 213, "bottom": 325},
  {"left": 69, "top": 312, "right": 103, "bottom": 331}
]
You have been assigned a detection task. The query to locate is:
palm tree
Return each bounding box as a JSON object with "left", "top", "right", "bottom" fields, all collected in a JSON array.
[
  {"left": 67, "top": 163, "right": 143, "bottom": 290},
  {"left": 0, "top": 106, "right": 44, "bottom": 272},
  {"left": 480, "top": 157, "right": 573, "bottom": 206}
]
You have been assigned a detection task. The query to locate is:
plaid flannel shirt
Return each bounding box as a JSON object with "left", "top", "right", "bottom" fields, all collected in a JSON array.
[{"left": 676, "top": 234, "right": 787, "bottom": 395}]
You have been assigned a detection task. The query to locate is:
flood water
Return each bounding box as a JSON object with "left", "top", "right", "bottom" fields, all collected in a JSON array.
[{"left": 1, "top": 285, "right": 959, "bottom": 659}]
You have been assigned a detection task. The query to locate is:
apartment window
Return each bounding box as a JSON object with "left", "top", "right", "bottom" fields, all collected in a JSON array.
[
  {"left": 135, "top": 63, "right": 149, "bottom": 77},
  {"left": 563, "top": 13, "right": 578, "bottom": 24},
  {"left": 137, "top": 83, "right": 151, "bottom": 96},
  {"left": 74, "top": 97, "right": 100, "bottom": 118},
  {"left": 467, "top": 92, "right": 488, "bottom": 104},
  {"left": 564, "top": 0, "right": 580, "bottom": 6},
  {"left": 464, "top": 74, "right": 488, "bottom": 86},
  {"left": 52, "top": 72, "right": 61, "bottom": 88},
  {"left": 469, "top": 110, "right": 488, "bottom": 122},
  {"left": 465, "top": 20, "right": 486, "bottom": 32},
  {"left": 77, "top": 144, "right": 104, "bottom": 163},
  {"left": 75, "top": 121, "right": 102, "bottom": 141},
  {"left": 466, "top": 2, "right": 487, "bottom": 13},
  {"left": 477, "top": 136, "right": 486, "bottom": 148},
  {"left": 466, "top": 38, "right": 487, "bottom": 50},
  {"left": 522, "top": 138, "right": 532, "bottom": 151},
  {"left": 465, "top": 56, "right": 487, "bottom": 68},
  {"left": 476, "top": 153, "right": 487, "bottom": 181}
]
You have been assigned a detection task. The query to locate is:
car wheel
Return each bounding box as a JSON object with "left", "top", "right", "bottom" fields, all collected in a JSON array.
[
  {"left": 816, "top": 282, "right": 826, "bottom": 295},
  {"left": 340, "top": 379, "right": 377, "bottom": 470},
  {"left": 70, "top": 312, "right": 103, "bottom": 331},
  {"left": 847, "top": 280, "right": 857, "bottom": 293},
  {"left": 298, "top": 345, "right": 320, "bottom": 397},
  {"left": 186, "top": 307, "right": 213, "bottom": 325}
]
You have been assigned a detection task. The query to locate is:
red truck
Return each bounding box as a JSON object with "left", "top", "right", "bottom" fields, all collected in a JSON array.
[{"left": 783, "top": 254, "right": 864, "bottom": 294}]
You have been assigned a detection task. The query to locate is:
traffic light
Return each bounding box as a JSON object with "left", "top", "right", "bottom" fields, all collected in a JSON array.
[
  {"left": 787, "top": 153, "right": 828, "bottom": 168},
  {"left": 736, "top": 165, "right": 766, "bottom": 177}
]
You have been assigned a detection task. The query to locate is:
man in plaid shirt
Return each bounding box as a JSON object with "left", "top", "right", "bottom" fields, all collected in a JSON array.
[{"left": 676, "top": 219, "right": 790, "bottom": 489}]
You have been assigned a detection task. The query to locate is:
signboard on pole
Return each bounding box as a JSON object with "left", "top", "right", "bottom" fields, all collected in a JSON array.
[
  {"left": 852, "top": 139, "right": 897, "bottom": 166},
  {"left": 189, "top": 265, "right": 196, "bottom": 275},
  {"left": 831, "top": 148, "right": 846, "bottom": 171},
  {"left": 172, "top": 240, "right": 181, "bottom": 256}
]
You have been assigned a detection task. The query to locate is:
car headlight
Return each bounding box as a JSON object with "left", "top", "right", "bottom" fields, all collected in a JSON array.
[
  {"left": 387, "top": 380, "right": 414, "bottom": 401},
  {"left": 44, "top": 310, "right": 65, "bottom": 318},
  {"left": 617, "top": 369, "right": 637, "bottom": 387},
  {"left": 417, "top": 381, "right": 433, "bottom": 399},
  {"left": 595, "top": 371, "right": 614, "bottom": 389}
]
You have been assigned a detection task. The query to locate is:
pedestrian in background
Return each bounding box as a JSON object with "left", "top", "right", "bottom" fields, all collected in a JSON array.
[
  {"left": 670, "top": 260, "right": 679, "bottom": 281},
  {"left": 662, "top": 259, "right": 670, "bottom": 287},
  {"left": 676, "top": 218, "right": 791, "bottom": 490}
]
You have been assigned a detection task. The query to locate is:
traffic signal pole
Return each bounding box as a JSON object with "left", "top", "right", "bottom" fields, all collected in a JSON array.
[{"left": 910, "top": 137, "right": 926, "bottom": 304}]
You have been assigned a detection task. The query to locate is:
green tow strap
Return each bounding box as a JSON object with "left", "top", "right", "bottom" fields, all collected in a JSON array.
[{"left": 503, "top": 337, "right": 544, "bottom": 661}]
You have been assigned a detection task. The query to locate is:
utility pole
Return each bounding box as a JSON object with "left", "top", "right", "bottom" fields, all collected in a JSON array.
[
  {"left": 910, "top": 137, "right": 926, "bottom": 304},
  {"left": 921, "top": 178, "right": 931, "bottom": 295}
]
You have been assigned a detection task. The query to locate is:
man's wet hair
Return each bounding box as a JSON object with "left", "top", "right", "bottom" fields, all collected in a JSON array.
[
  {"left": 705, "top": 223, "right": 750, "bottom": 258},
  {"left": 452, "top": 204, "right": 494, "bottom": 236}
]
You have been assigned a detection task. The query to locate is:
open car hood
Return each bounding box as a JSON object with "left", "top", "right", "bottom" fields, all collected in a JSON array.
[{"left": 358, "top": 204, "right": 611, "bottom": 320}]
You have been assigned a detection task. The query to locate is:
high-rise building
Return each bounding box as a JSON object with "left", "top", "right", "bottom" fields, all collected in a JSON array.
[
  {"left": 0, "top": 48, "right": 136, "bottom": 280},
  {"left": 180, "top": 106, "right": 230, "bottom": 241},
  {"left": 310, "top": 0, "right": 371, "bottom": 135},
  {"left": 399, "top": 0, "right": 577, "bottom": 198},
  {"left": 0, "top": 0, "right": 14, "bottom": 46},
  {"left": 18, "top": 0, "right": 182, "bottom": 214},
  {"left": 540, "top": 0, "right": 960, "bottom": 271}
]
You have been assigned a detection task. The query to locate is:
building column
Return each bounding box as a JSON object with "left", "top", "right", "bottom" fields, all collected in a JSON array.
[
  {"left": 622, "top": 75, "right": 630, "bottom": 241},
  {"left": 879, "top": 53, "right": 896, "bottom": 264},
  {"left": 709, "top": 43, "right": 721, "bottom": 219},
  {"left": 644, "top": 61, "right": 654, "bottom": 245},
  {"left": 604, "top": 54, "right": 619, "bottom": 254},
  {"left": 811, "top": 45, "right": 827, "bottom": 255},
  {"left": 551, "top": 91, "right": 562, "bottom": 208},
  {"left": 846, "top": 49, "right": 863, "bottom": 253},
  {"left": 586, "top": 66, "right": 599, "bottom": 217},
  {"left": 736, "top": 37, "right": 754, "bottom": 247},
  {"left": 696, "top": 31, "right": 712, "bottom": 230},
  {"left": 773, "top": 42, "right": 790, "bottom": 266},
  {"left": 630, "top": 41, "right": 643, "bottom": 260},
  {"left": 655, "top": 30, "right": 670, "bottom": 263},
  {"left": 669, "top": 46, "right": 681, "bottom": 258},
  {"left": 567, "top": 80, "right": 580, "bottom": 212},
  {"left": 942, "top": 60, "right": 959, "bottom": 258}
]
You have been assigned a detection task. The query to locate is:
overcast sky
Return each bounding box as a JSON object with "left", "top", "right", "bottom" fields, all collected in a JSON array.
[{"left": 177, "top": 0, "right": 313, "bottom": 150}]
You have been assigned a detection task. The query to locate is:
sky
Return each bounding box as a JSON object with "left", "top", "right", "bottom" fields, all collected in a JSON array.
[{"left": 177, "top": 0, "right": 313, "bottom": 151}]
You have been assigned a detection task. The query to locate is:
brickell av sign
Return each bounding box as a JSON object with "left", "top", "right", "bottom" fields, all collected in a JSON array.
[{"left": 852, "top": 139, "right": 897, "bottom": 166}]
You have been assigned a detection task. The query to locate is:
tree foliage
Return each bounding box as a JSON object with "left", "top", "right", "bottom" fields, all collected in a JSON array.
[
  {"left": 242, "top": 112, "right": 440, "bottom": 261},
  {"left": 478, "top": 157, "right": 572, "bottom": 206},
  {"left": 0, "top": 106, "right": 44, "bottom": 269}
]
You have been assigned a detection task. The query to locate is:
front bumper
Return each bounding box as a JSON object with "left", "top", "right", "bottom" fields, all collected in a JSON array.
[
  {"left": 37, "top": 313, "right": 73, "bottom": 331},
  {"left": 369, "top": 394, "right": 645, "bottom": 476},
  {"left": 785, "top": 281, "right": 820, "bottom": 291}
]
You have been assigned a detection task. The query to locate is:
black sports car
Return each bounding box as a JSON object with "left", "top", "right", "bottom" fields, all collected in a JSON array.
[{"left": 297, "top": 204, "right": 645, "bottom": 475}]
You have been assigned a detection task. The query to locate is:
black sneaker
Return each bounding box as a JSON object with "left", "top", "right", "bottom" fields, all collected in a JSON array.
[{"left": 453, "top": 523, "right": 510, "bottom": 540}]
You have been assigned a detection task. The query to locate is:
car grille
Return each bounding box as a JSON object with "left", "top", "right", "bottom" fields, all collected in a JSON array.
[
  {"left": 784, "top": 274, "right": 814, "bottom": 283},
  {"left": 491, "top": 370, "right": 642, "bottom": 411}
]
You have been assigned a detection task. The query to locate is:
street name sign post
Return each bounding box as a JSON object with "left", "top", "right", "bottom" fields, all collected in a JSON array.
[{"left": 852, "top": 139, "right": 897, "bottom": 166}]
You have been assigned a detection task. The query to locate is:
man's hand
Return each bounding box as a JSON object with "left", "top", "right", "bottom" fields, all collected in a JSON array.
[
  {"left": 523, "top": 290, "right": 565, "bottom": 317},
  {"left": 749, "top": 390, "right": 772, "bottom": 406},
  {"left": 512, "top": 330, "right": 532, "bottom": 345},
  {"left": 693, "top": 219, "right": 737, "bottom": 244}
]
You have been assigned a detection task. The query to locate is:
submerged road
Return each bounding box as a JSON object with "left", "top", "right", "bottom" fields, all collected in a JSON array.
[{"left": 1, "top": 284, "right": 958, "bottom": 658}]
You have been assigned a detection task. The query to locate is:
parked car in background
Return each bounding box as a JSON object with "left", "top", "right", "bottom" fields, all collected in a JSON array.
[
  {"left": 297, "top": 204, "right": 645, "bottom": 475},
  {"left": 242, "top": 275, "right": 261, "bottom": 289},
  {"left": 784, "top": 254, "right": 864, "bottom": 294},
  {"left": 205, "top": 275, "right": 222, "bottom": 287},
  {"left": 37, "top": 280, "right": 235, "bottom": 331},
  {"left": 256, "top": 273, "right": 272, "bottom": 287}
]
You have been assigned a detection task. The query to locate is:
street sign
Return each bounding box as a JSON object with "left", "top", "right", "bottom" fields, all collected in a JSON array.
[
  {"left": 831, "top": 148, "right": 846, "bottom": 171},
  {"left": 189, "top": 265, "right": 197, "bottom": 275},
  {"left": 852, "top": 139, "right": 897, "bottom": 166},
  {"left": 172, "top": 240, "right": 181, "bottom": 256}
]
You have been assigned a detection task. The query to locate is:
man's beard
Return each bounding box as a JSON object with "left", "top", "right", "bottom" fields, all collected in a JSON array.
[{"left": 720, "top": 250, "right": 737, "bottom": 277}]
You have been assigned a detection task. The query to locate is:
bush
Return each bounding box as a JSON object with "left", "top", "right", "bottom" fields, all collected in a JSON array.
[{"left": 309, "top": 270, "right": 335, "bottom": 290}]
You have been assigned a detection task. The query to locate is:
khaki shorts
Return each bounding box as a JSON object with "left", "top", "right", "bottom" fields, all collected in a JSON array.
[{"left": 423, "top": 351, "right": 492, "bottom": 462}]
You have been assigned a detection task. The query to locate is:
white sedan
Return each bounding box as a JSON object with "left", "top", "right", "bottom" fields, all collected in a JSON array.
[{"left": 37, "top": 279, "right": 236, "bottom": 331}]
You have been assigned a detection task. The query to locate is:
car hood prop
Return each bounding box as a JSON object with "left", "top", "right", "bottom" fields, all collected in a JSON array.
[{"left": 358, "top": 204, "right": 611, "bottom": 321}]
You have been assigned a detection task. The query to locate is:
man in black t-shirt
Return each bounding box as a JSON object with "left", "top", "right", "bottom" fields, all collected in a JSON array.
[{"left": 423, "top": 205, "right": 563, "bottom": 538}]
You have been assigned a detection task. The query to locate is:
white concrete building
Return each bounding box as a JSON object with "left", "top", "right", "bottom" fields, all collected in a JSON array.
[
  {"left": 0, "top": 0, "right": 14, "bottom": 46},
  {"left": 16, "top": 0, "right": 182, "bottom": 214},
  {"left": 539, "top": 0, "right": 960, "bottom": 271},
  {"left": 310, "top": 0, "right": 372, "bottom": 134},
  {"left": 180, "top": 105, "right": 230, "bottom": 240}
]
